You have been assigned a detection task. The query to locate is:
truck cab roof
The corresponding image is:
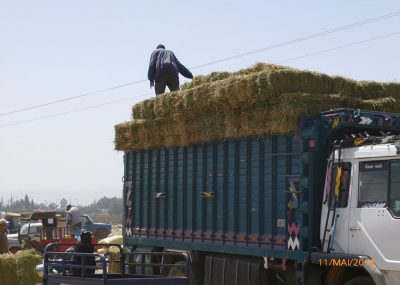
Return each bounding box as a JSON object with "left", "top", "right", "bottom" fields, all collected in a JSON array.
[{"left": 335, "top": 143, "right": 400, "bottom": 160}]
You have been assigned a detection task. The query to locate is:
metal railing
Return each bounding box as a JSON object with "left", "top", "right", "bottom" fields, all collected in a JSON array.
[{"left": 43, "top": 243, "right": 191, "bottom": 282}]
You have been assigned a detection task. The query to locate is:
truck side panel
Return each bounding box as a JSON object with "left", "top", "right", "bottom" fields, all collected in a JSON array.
[{"left": 124, "top": 135, "right": 307, "bottom": 259}]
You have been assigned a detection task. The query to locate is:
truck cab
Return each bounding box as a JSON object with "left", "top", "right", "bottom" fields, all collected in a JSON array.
[
  {"left": 81, "top": 214, "right": 112, "bottom": 240},
  {"left": 321, "top": 140, "right": 400, "bottom": 284}
]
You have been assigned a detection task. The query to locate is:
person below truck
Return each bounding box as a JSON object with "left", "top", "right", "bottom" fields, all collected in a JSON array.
[
  {"left": 66, "top": 205, "right": 82, "bottom": 242},
  {"left": 147, "top": 44, "right": 193, "bottom": 95},
  {"left": 6, "top": 216, "right": 14, "bottom": 234},
  {"left": 0, "top": 219, "right": 9, "bottom": 254}
]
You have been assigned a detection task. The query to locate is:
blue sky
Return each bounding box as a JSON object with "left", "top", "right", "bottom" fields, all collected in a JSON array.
[{"left": 1, "top": 1, "right": 399, "bottom": 205}]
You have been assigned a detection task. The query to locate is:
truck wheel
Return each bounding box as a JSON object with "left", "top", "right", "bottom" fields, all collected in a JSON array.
[
  {"left": 168, "top": 261, "right": 203, "bottom": 285},
  {"left": 324, "top": 267, "right": 346, "bottom": 285},
  {"left": 95, "top": 228, "right": 110, "bottom": 240},
  {"left": 343, "top": 276, "right": 374, "bottom": 285}
]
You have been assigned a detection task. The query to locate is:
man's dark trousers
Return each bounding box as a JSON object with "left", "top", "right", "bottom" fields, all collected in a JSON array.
[{"left": 155, "top": 73, "right": 180, "bottom": 95}]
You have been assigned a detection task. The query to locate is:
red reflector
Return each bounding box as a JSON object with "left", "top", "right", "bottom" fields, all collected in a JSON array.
[{"left": 308, "top": 139, "right": 317, "bottom": 149}]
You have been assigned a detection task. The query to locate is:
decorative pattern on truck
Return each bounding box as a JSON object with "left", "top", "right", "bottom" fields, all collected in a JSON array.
[
  {"left": 124, "top": 181, "right": 133, "bottom": 237},
  {"left": 287, "top": 222, "right": 300, "bottom": 250},
  {"left": 324, "top": 109, "right": 400, "bottom": 133},
  {"left": 287, "top": 177, "right": 300, "bottom": 251}
]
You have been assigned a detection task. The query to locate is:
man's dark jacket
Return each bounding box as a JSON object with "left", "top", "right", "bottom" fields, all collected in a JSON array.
[{"left": 148, "top": 48, "right": 193, "bottom": 82}]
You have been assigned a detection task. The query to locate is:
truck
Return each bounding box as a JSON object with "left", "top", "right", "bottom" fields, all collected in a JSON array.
[
  {"left": 42, "top": 108, "right": 400, "bottom": 285},
  {"left": 11, "top": 212, "right": 110, "bottom": 253},
  {"left": 82, "top": 214, "right": 112, "bottom": 239},
  {"left": 120, "top": 108, "right": 400, "bottom": 285}
]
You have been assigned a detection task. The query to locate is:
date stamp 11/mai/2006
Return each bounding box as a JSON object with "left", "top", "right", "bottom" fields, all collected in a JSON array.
[{"left": 318, "top": 258, "right": 376, "bottom": 267}]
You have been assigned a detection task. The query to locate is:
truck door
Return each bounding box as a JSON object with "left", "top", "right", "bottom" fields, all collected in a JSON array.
[
  {"left": 349, "top": 160, "right": 400, "bottom": 267},
  {"left": 321, "top": 162, "right": 352, "bottom": 253}
]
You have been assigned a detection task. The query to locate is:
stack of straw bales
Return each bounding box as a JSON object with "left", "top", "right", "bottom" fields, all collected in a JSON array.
[
  {"left": 115, "top": 63, "right": 400, "bottom": 151},
  {"left": 97, "top": 235, "right": 124, "bottom": 273},
  {"left": 0, "top": 249, "right": 42, "bottom": 285}
]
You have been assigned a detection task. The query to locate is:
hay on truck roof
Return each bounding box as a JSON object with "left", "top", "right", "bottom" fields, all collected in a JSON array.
[{"left": 115, "top": 63, "right": 400, "bottom": 151}]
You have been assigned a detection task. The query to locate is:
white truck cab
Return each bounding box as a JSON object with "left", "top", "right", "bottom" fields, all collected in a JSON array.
[{"left": 321, "top": 142, "right": 400, "bottom": 285}]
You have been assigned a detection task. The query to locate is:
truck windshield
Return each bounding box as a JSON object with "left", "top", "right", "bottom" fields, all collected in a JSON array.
[
  {"left": 20, "top": 223, "right": 29, "bottom": 235},
  {"left": 358, "top": 160, "right": 400, "bottom": 217}
]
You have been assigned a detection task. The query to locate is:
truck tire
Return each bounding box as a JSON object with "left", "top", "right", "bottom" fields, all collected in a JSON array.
[
  {"left": 95, "top": 228, "right": 110, "bottom": 240},
  {"left": 343, "top": 276, "right": 374, "bottom": 285},
  {"left": 168, "top": 261, "right": 203, "bottom": 285}
]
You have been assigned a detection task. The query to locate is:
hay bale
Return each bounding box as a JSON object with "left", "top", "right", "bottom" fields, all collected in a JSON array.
[
  {"left": 132, "top": 99, "right": 156, "bottom": 120},
  {"left": 131, "top": 64, "right": 400, "bottom": 122},
  {"left": 115, "top": 94, "right": 400, "bottom": 151},
  {"left": 0, "top": 250, "right": 42, "bottom": 285},
  {"left": 116, "top": 63, "right": 400, "bottom": 151},
  {"left": 106, "top": 246, "right": 121, "bottom": 273},
  {"left": 182, "top": 63, "right": 287, "bottom": 89},
  {"left": 97, "top": 235, "right": 125, "bottom": 274},
  {"left": 16, "top": 249, "right": 42, "bottom": 285},
  {"left": 0, "top": 253, "right": 18, "bottom": 285}
]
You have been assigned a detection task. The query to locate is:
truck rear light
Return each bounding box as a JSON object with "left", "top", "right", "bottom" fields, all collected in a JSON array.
[{"left": 308, "top": 139, "right": 317, "bottom": 149}]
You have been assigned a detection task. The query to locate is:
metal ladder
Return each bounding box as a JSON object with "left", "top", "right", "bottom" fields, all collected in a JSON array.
[{"left": 321, "top": 140, "right": 343, "bottom": 253}]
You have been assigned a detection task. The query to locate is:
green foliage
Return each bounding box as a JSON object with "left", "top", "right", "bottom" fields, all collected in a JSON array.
[
  {"left": 59, "top": 198, "right": 68, "bottom": 209},
  {"left": 0, "top": 195, "right": 35, "bottom": 212},
  {"left": 80, "top": 197, "right": 123, "bottom": 224}
]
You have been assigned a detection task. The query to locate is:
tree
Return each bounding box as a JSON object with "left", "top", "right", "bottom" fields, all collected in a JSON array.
[
  {"left": 60, "top": 198, "right": 68, "bottom": 210},
  {"left": 24, "top": 194, "right": 30, "bottom": 209},
  {"left": 48, "top": 202, "right": 57, "bottom": 210}
]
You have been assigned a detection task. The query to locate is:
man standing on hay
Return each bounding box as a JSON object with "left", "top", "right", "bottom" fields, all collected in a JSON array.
[
  {"left": 66, "top": 204, "right": 82, "bottom": 241},
  {"left": 148, "top": 44, "right": 193, "bottom": 95}
]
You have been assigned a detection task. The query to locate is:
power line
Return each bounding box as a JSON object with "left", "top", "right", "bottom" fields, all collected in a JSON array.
[
  {"left": 190, "top": 10, "right": 400, "bottom": 69},
  {"left": 4, "top": 11, "right": 400, "bottom": 117},
  {"left": 1, "top": 10, "right": 400, "bottom": 118},
  {"left": 277, "top": 31, "right": 400, "bottom": 64},
  {"left": 0, "top": 93, "right": 151, "bottom": 128},
  {"left": 0, "top": 79, "right": 147, "bottom": 117},
  {"left": 2, "top": 31, "right": 399, "bottom": 129}
]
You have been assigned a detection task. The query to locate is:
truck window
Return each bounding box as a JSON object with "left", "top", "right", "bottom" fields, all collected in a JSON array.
[
  {"left": 20, "top": 224, "right": 29, "bottom": 235},
  {"left": 359, "top": 161, "right": 388, "bottom": 208},
  {"left": 389, "top": 160, "right": 400, "bottom": 217},
  {"left": 35, "top": 226, "right": 41, "bottom": 234},
  {"left": 330, "top": 163, "right": 351, "bottom": 208}
]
